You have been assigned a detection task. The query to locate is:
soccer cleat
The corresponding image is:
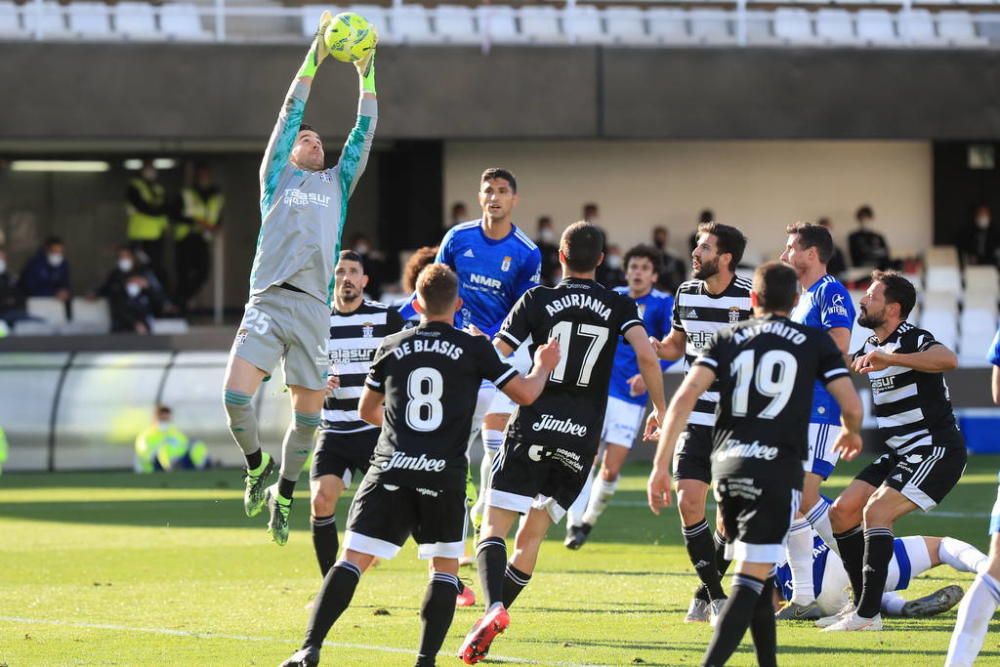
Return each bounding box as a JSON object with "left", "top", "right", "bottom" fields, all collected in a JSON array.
[
  {"left": 684, "top": 597, "right": 711, "bottom": 623},
  {"left": 457, "top": 582, "right": 477, "bottom": 607},
  {"left": 821, "top": 612, "right": 883, "bottom": 632},
  {"left": 459, "top": 604, "right": 510, "bottom": 665},
  {"left": 266, "top": 484, "right": 293, "bottom": 546},
  {"left": 775, "top": 600, "right": 822, "bottom": 621},
  {"left": 899, "top": 585, "right": 964, "bottom": 618},
  {"left": 564, "top": 523, "right": 592, "bottom": 550},
  {"left": 709, "top": 598, "right": 726, "bottom": 628},
  {"left": 243, "top": 452, "right": 275, "bottom": 517},
  {"left": 815, "top": 602, "right": 856, "bottom": 628},
  {"left": 280, "top": 645, "right": 320, "bottom": 667}
]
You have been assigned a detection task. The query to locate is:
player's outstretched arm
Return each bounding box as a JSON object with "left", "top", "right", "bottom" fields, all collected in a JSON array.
[
  {"left": 358, "top": 386, "right": 385, "bottom": 427},
  {"left": 259, "top": 12, "right": 332, "bottom": 204},
  {"left": 335, "top": 47, "right": 378, "bottom": 201},
  {"left": 624, "top": 326, "right": 667, "bottom": 440},
  {"left": 853, "top": 343, "right": 957, "bottom": 375},
  {"left": 647, "top": 365, "right": 714, "bottom": 515},
  {"left": 826, "top": 376, "right": 863, "bottom": 461},
  {"left": 650, "top": 329, "right": 686, "bottom": 362},
  {"left": 500, "top": 338, "right": 560, "bottom": 406},
  {"left": 992, "top": 366, "right": 1000, "bottom": 405}
]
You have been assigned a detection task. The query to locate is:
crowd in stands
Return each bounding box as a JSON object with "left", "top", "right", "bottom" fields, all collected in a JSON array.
[{"left": 0, "top": 160, "right": 224, "bottom": 336}]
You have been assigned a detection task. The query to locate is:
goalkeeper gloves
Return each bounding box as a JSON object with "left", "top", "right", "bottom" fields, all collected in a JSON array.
[{"left": 297, "top": 10, "right": 332, "bottom": 80}]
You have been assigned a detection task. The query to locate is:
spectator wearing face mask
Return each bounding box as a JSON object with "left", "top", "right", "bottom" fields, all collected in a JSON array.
[
  {"left": 134, "top": 405, "right": 209, "bottom": 473},
  {"left": 535, "top": 215, "right": 560, "bottom": 286},
  {"left": 848, "top": 204, "right": 890, "bottom": 269},
  {"left": 91, "top": 246, "right": 169, "bottom": 314},
  {"left": 19, "top": 237, "right": 71, "bottom": 318},
  {"left": 110, "top": 272, "right": 155, "bottom": 334},
  {"left": 596, "top": 242, "right": 627, "bottom": 288},
  {"left": 959, "top": 204, "right": 999, "bottom": 267},
  {"left": 349, "top": 233, "right": 386, "bottom": 300},
  {"left": 651, "top": 226, "right": 687, "bottom": 293},
  {"left": 0, "top": 247, "right": 28, "bottom": 327},
  {"left": 125, "top": 160, "right": 169, "bottom": 285}
]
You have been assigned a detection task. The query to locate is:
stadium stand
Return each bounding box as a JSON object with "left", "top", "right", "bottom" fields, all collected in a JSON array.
[{"left": 114, "top": 1, "right": 160, "bottom": 40}]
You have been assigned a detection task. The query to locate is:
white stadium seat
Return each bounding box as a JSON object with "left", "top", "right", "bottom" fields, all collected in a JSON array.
[
  {"left": 690, "top": 9, "right": 735, "bottom": 44},
  {"left": 160, "top": 3, "right": 209, "bottom": 41},
  {"left": 12, "top": 320, "right": 58, "bottom": 336},
  {"left": 964, "top": 291, "right": 999, "bottom": 314},
  {"left": 391, "top": 4, "right": 434, "bottom": 44},
  {"left": 0, "top": 1, "right": 27, "bottom": 38},
  {"left": 647, "top": 8, "right": 693, "bottom": 44},
  {"left": 476, "top": 5, "right": 524, "bottom": 44},
  {"left": 926, "top": 265, "right": 962, "bottom": 293},
  {"left": 434, "top": 5, "right": 480, "bottom": 45},
  {"left": 857, "top": 9, "right": 898, "bottom": 44},
  {"left": 604, "top": 6, "right": 654, "bottom": 45},
  {"left": 519, "top": 5, "right": 565, "bottom": 44},
  {"left": 938, "top": 10, "right": 989, "bottom": 46},
  {"left": 923, "top": 290, "right": 959, "bottom": 316},
  {"left": 26, "top": 296, "right": 68, "bottom": 327},
  {"left": 965, "top": 265, "right": 999, "bottom": 297},
  {"left": 115, "top": 2, "right": 160, "bottom": 40},
  {"left": 774, "top": 8, "right": 814, "bottom": 43},
  {"left": 21, "top": 1, "right": 70, "bottom": 38},
  {"left": 564, "top": 4, "right": 609, "bottom": 44},
  {"left": 63, "top": 298, "right": 112, "bottom": 335},
  {"left": 921, "top": 309, "right": 959, "bottom": 348},
  {"left": 746, "top": 10, "right": 781, "bottom": 45},
  {"left": 816, "top": 9, "right": 858, "bottom": 44},
  {"left": 68, "top": 2, "right": 111, "bottom": 38},
  {"left": 900, "top": 9, "right": 940, "bottom": 45},
  {"left": 151, "top": 318, "right": 190, "bottom": 335},
  {"left": 926, "top": 245, "right": 960, "bottom": 268}
]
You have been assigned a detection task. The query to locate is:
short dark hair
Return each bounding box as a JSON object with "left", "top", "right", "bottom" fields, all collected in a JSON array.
[
  {"left": 402, "top": 246, "right": 438, "bottom": 293},
  {"left": 44, "top": 236, "right": 64, "bottom": 249},
  {"left": 697, "top": 222, "right": 746, "bottom": 269},
  {"left": 786, "top": 222, "right": 834, "bottom": 264},
  {"left": 698, "top": 209, "right": 715, "bottom": 224},
  {"left": 560, "top": 221, "right": 605, "bottom": 273},
  {"left": 416, "top": 263, "right": 459, "bottom": 316},
  {"left": 338, "top": 249, "right": 364, "bottom": 266},
  {"left": 156, "top": 404, "right": 172, "bottom": 415},
  {"left": 623, "top": 244, "right": 662, "bottom": 275},
  {"left": 752, "top": 261, "right": 799, "bottom": 313},
  {"left": 298, "top": 123, "right": 320, "bottom": 138},
  {"left": 856, "top": 205, "right": 874, "bottom": 221},
  {"left": 872, "top": 270, "right": 916, "bottom": 319},
  {"left": 481, "top": 167, "right": 517, "bottom": 193}
]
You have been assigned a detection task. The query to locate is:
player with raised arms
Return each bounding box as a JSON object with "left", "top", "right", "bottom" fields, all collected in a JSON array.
[
  {"left": 648, "top": 261, "right": 863, "bottom": 666},
  {"left": 221, "top": 12, "right": 378, "bottom": 545},
  {"left": 280, "top": 263, "right": 559, "bottom": 667}
]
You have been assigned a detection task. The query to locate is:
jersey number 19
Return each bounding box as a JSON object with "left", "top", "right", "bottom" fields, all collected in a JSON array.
[{"left": 731, "top": 350, "right": 797, "bottom": 419}]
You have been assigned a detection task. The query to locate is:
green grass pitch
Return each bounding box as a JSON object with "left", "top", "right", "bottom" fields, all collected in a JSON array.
[{"left": 2, "top": 457, "right": 1000, "bottom": 666}]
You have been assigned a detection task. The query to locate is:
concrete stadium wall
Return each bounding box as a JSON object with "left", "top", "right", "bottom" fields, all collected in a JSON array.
[{"left": 443, "top": 140, "right": 933, "bottom": 263}]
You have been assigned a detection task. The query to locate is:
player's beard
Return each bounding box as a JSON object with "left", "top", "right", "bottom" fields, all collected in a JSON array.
[
  {"left": 337, "top": 283, "right": 360, "bottom": 303},
  {"left": 693, "top": 257, "right": 719, "bottom": 281},
  {"left": 857, "top": 308, "right": 884, "bottom": 329}
]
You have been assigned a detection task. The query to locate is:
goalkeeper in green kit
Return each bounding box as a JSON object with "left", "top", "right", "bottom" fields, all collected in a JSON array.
[{"left": 222, "top": 11, "right": 377, "bottom": 545}]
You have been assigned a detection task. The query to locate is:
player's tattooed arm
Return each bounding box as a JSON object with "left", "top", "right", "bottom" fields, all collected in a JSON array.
[
  {"left": 647, "top": 365, "right": 714, "bottom": 515},
  {"left": 357, "top": 386, "right": 384, "bottom": 427},
  {"left": 650, "top": 328, "right": 686, "bottom": 362}
]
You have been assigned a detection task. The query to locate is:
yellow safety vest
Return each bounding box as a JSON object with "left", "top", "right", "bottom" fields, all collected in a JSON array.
[
  {"left": 176, "top": 187, "right": 224, "bottom": 241},
  {"left": 0, "top": 425, "right": 8, "bottom": 474},
  {"left": 134, "top": 425, "right": 188, "bottom": 473},
  {"left": 126, "top": 178, "right": 168, "bottom": 241}
]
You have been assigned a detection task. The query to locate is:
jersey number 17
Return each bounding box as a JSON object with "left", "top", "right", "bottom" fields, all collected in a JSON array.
[{"left": 547, "top": 321, "right": 610, "bottom": 387}]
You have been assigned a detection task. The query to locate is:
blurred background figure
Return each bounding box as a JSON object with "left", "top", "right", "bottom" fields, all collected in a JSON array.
[
  {"left": 134, "top": 405, "right": 209, "bottom": 473},
  {"left": 19, "top": 236, "right": 71, "bottom": 317},
  {"left": 449, "top": 201, "right": 468, "bottom": 229},
  {"left": 398, "top": 245, "right": 439, "bottom": 326},
  {"left": 111, "top": 273, "right": 157, "bottom": 334},
  {"left": 583, "top": 202, "right": 600, "bottom": 224},
  {"left": 125, "top": 160, "right": 169, "bottom": 286},
  {"left": 848, "top": 204, "right": 890, "bottom": 269},
  {"left": 652, "top": 225, "right": 687, "bottom": 293},
  {"left": 596, "top": 242, "right": 626, "bottom": 288},
  {"left": 0, "top": 247, "right": 28, "bottom": 327},
  {"left": 174, "top": 161, "right": 225, "bottom": 314},
  {"left": 689, "top": 209, "right": 715, "bottom": 252},
  {"left": 959, "top": 204, "right": 999, "bottom": 267},
  {"left": 349, "top": 233, "right": 386, "bottom": 300},
  {"left": 535, "top": 215, "right": 560, "bottom": 286},
  {"left": 818, "top": 217, "right": 848, "bottom": 279}
]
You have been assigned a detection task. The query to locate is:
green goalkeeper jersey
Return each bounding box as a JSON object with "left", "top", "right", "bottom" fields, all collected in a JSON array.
[{"left": 250, "top": 79, "right": 377, "bottom": 305}]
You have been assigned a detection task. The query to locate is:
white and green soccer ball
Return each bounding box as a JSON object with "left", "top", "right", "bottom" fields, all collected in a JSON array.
[{"left": 324, "top": 12, "right": 376, "bottom": 64}]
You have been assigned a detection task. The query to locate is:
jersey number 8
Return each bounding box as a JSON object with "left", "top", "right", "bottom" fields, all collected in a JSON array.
[{"left": 405, "top": 367, "right": 444, "bottom": 432}]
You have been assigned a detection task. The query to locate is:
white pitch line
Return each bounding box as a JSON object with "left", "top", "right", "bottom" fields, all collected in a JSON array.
[
  {"left": 0, "top": 616, "right": 612, "bottom": 667},
  {"left": 613, "top": 500, "right": 989, "bottom": 518}
]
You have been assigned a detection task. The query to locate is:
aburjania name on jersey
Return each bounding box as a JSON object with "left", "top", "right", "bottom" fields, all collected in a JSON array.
[
  {"left": 391, "top": 338, "right": 464, "bottom": 361},
  {"left": 544, "top": 294, "right": 612, "bottom": 320}
]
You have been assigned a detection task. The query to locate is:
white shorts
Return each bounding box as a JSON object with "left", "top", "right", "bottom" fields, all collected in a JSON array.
[
  {"left": 600, "top": 396, "right": 646, "bottom": 449},
  {"left": 803, "top": 423, "right": 842, "bottom": 480},
  {"left": 487, "top": 489, "right": 569, "bottom": 526},
  {"left": 487, "top": 343, "right": 533, "bottom": 415},
  {"left": 470, "top": 383, "right": 498, "bottom": 449}
]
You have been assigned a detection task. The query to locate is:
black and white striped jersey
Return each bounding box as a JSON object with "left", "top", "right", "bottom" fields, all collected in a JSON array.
[
  {"left": 853, "top": 321, "right": 963, "bottom": 453},
  {"left": 671, "top": 275, "right": 753, "bottom": 427},
  {"left": 324, "top": 300, "right": 405, "bottom": 434}
]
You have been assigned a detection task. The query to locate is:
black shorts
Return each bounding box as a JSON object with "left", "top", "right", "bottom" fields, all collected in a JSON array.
[
  {"left": 714, "top": 476, "right": 800, "bottom": 564},
  {"left": 855, "top": 444, "right": 967, "bottom": 511},
  {"left": 673, "top": 424, "right": 713, "bottom": 484},
  {"left": 310, "top": 429, "right": 379, "bottom": 483},
  {"left": 487, "top": 426, "right": 591, "bottom": 524},
  {"left": 343, "top": 475, "right": 468, "bottom": 560}
]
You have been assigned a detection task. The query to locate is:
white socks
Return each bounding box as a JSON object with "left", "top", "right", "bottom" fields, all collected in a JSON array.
[
  {"left": 472, "top": 429, "right": 504, "bottom": 521},
  {"left": 946, "top": 571, "right": 1000, "bottom": 667},
  {"left": 582, "top": 477, "right": 618, "bottom": 526},
  {"left": 940, "top": 538, "right": 990, "bottom": 575},
  {"left": 805, "top": 496, "right": 837, "bottom": 554},
  {"left": 567, "top": 464, "right": 597, "bottom": 528},
  {"left": 786, "top": 518, "right": 816, "bottom": 605}
]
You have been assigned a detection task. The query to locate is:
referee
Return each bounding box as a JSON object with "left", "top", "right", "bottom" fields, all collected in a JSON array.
[{"left": 310, "top": 250, "right": 402, "bottom": 577}]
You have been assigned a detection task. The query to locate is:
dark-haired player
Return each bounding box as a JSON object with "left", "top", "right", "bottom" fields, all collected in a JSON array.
[
  {"left": 824, "top": 271, "right": 966, "bottom": 632},
  {"left": 651, "top": 222, "right": 753, "bottom": 622},
  {"left": 648, "top": 261, "right": 863, "bottom": 666},
  {"left": 566, "top": 243, "right": 676, "bottom": 548},
  {"left": 459, "top": 222, "right": 667, "bottom": 664},
  {"left": 221, "top": 12, "right": 377, "bottom": 545},
  {"left": 280, "top": 263, "right": 559, "bottom": 667}
]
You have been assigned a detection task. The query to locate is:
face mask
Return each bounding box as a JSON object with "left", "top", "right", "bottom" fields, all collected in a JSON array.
[
  {"left": 354, "top": 243, "right": 370, "bottom": 255},
  {"left": 142, "top": 167, "right": 156, "bottom": 181},
  {"left": 126, "top": 282, "right": 142, "bottom": 298},
  {"left": 0, "top": 260, "right": 6, "bottom": 274},
  {"left": 977, "top": 215, "right": 991, "bottom": 230},
  {"left": 118, "top": 258, "right": 134, "bottom": 273},
  {"left": 157, "top": 421, "right": 171, "bottom": 431},
  {"left": 47, "top": 253, "right": 63, "bottom": 267},
  {"left": 606, "top": 255, "right": 623, "bottom": 270},
  {"left": 539, "top": 229, "right": 555, "bottom": 244}
]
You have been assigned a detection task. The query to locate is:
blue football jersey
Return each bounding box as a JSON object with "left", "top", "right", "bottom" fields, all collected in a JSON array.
[
  {"left": 778, "top": 534, "right": 914, "bottom": 601},
  {"left": 432, "top": 219, "right": 542, "bottom": 338},
  {"left": 608, "top": 288, "right": 675, "bottom": 406},
  {"left": 790, "top": 275, "right": 855, "bottom": 425},
  {"left": 989, "top": 326, "right": 1000, "bottom": 366}
]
